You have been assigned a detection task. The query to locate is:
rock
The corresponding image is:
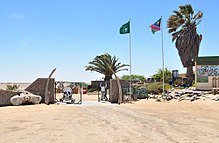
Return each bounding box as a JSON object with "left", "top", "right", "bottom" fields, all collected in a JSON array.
[
  {"left": 156, "top": 98, "right": 162, "bottom": 102},
  {"left": 209, "top": 95, "right": 218, "bottom": 100},
  {"left": 185, "top": 97, "right": 192, "bottom": 100},
  {"left": 178, "top": 91, "right": 184, "bottom": 95},
  {"left": 214, "top": 97, "right": 219, "bottom": 101},
  {"left": 166, "top": 94, "right": 174, "bottom": 101},
  {"left": 149, "top": 94, "right": 157, "bottom": 99},
  {"left": 193, "top": 91, "right": 202, "bottom": 96},
  {"left": 190, "top": 95, "right": 198, "bottom": 102}
]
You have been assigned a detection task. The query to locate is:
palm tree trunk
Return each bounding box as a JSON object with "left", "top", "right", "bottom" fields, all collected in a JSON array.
[
  {"left": 113, "top": 73, "right": 123, "bottom": 104},
  {"left": 186, "top": 66, "right": 194, "bottom": 85},
  {"left": 104, "top": 75, "right": 112, "bottom": 82}
]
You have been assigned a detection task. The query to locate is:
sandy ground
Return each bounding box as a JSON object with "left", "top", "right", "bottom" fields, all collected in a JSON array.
[{"left": 0, "top": 94, "right": 218, "bottom": 143}]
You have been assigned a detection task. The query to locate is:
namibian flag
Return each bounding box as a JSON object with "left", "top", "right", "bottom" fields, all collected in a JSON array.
[{"left": 150, "top": 18, "right": 161, "bottom": 34}]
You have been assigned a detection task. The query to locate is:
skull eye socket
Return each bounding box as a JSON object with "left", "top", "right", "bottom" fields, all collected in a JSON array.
[
  {"left": 68, "top": 92, "right": 70, "bottom": 95},
  {"left": 64, "top": 92, "right": 67, "bottom": 94}
]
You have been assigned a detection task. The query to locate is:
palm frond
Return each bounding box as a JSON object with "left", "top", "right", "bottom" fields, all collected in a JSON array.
[
  {"left": 168, "top": 28, "right": 176, "bottom": 34},
  {"left": 173, "top": 10, "right": 183, "bottom": 18},
  {"left": 193, "top": 11, "right": 203, "bottom": 25},
  {"left": 85, "top": 53, "right": 128, "bottom": 81}
]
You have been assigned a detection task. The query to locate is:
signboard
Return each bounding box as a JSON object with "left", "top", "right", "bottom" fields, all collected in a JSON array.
[{"left": 196, "top": 65, "right": 219, "bottom": 83}]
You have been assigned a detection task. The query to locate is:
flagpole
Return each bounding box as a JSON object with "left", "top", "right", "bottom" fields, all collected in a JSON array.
[
  {"left": 129, "top": 19, "right": 132, "bottom": 98},
  {"left": 160, "top": 16, "right": 165, "bottom": 98}
]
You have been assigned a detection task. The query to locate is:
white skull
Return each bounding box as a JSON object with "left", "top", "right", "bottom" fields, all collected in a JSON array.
[{"left": 63, "top": 87, "right": 72, "bottom": 99}]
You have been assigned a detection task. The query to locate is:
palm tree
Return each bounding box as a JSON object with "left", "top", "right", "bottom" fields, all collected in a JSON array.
[
  {"left": 85, "top": 53, "right": 128, "bottom": 81},
  {"left": 167, "top": 4, "right": 203, "bottom": 85},
  {"left": 85, "top": 53, "right": 128, "bottom": 104}
]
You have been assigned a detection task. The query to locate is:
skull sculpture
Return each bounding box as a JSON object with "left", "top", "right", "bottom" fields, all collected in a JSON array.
[
  {"left": 63, "top": 87, "right": 72, "bottom": 100},
  {"left": 60, "top": 87, "right": 75, "bottom": 103}
]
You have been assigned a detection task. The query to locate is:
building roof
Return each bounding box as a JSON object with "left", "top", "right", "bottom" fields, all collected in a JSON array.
[{"left": 195, "top": 56, "right": 219, "bottom": 65}]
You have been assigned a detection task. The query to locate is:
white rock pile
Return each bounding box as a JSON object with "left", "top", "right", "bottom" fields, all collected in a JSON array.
[{"left": 148, "top": 87, "right": 219, "bottom": 102}]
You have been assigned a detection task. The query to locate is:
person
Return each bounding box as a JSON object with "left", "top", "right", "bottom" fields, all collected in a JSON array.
[{"left": 100, "top": 82, "right": 108, "bottom": 101}]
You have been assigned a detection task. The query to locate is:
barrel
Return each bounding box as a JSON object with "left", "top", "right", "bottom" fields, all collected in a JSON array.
[{"left": 82, "top": 88, "right": 87, "bottom": 94}]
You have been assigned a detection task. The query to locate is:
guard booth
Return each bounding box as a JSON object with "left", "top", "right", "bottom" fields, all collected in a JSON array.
[{"left": 195, "top": 56, "right": 219, "bottom": 90}]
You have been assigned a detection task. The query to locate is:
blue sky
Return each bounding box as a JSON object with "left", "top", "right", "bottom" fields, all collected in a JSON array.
[{"left": 0, "top": 0, "right": 218, "bottom": 83}]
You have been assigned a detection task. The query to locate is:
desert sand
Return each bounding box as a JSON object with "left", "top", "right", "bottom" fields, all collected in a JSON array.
[{"left": 0, "top": 94, "right": 218, "bottom": 143}]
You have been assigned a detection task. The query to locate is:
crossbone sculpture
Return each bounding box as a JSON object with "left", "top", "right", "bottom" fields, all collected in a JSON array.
[{"left": 10, "top": 91, "right": 42, "bottom": 106}]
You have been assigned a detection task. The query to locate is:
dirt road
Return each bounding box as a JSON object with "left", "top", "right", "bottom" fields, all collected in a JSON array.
[{"left": 0, "top": 95, "right": 218, "bottom": 143}]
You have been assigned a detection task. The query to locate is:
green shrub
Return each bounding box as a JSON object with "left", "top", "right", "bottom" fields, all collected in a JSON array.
[
  {"left": 6, "top": 84, "right": 19, "bottom": 91},
  {"left": 146, "top": 82, "right": 171, "bottom": 94},
  {"left": 133, "top": 83, "right": 145, "bottom": 89},
  {"left": 87, "top": 88, "right": 97, "bottom": 92},
  {"left": 192, "top": 80, "right": 195, "bottom": 87}
]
